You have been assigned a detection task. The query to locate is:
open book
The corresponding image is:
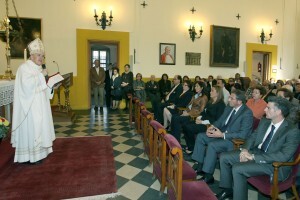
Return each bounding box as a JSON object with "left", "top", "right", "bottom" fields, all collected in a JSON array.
[{"left": 47, "top": 73, "right": 64, "bottom": 88}]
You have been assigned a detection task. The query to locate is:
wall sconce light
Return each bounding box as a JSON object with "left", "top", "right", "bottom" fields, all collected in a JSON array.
[
  {"left": 260, "top": 29, "right": 273, "bottom": 44},
  {"left": 94, "top": 9, "right": 113, "bottom": 30},
  {"left": 188, "top": 25, "right": 203, "bottom": 42}
]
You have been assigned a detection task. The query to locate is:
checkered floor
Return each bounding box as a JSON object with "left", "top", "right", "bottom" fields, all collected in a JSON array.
[{"left": 54, "top": 107, "right": 291, "bottom": 200}]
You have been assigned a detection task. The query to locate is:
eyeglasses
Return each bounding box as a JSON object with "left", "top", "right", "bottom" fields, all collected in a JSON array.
[{"left": 183, "top": 84, "right": 188, "bottom": 86}]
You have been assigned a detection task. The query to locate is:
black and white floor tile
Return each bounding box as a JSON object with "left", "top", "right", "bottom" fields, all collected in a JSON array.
[{"left": 54, "top": 107, "right": 291, "bottom": 200}]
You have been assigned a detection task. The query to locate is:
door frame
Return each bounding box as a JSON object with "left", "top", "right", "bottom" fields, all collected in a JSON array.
[
  {"left": 76, "top": 29, "right": 129, "bottom": 109},
  {"left": 246, "top": 43, "right": 277, "bottom": 81}
]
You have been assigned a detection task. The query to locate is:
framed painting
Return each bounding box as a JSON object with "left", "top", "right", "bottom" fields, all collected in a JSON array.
[
  {"left": 210, "top": 25, "right": 240, "bottom": 67},
  {"left": 159, "top": 43, "right": 176, "bottom": 65},
  {"left": 0, "top": 17, "right": 42, "bottom": 58}
]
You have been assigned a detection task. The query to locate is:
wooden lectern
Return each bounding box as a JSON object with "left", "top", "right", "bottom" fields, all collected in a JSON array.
[{"left": 51, "top": 72, "right": 76, "bottom": 124}]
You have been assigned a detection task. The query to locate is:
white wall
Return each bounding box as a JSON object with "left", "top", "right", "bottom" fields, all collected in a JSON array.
[{"left": 0, "top": 0, "right": 299, "bottom": 79}]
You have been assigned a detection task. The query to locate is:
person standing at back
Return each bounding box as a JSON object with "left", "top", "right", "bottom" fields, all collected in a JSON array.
[
  {"left": 105, "top": 63, "right": 113, "bottom": 109},
  {"left": 121, "top": 64, "right": 133, "bottom": 109},
  {"left": 90, "top": 59, "right": 105, "bottom": 111}
]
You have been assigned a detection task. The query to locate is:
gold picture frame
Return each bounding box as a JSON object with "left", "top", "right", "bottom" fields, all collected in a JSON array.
[
  {"left": 0, "top": 17, "right": 42, "bottom": 59},
  {"left": 210, "top": 25, "right": 240, "bottom": 67}
]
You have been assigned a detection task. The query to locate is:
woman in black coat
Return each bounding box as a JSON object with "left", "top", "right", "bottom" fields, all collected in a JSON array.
[
  {"left": 111, "top": 67, "right": 122, "bottom": 109},
  {"left": 182, "top": 85, "right": 226, "bottom": 153},
  {"left": 158, "top": 73, "right": 171, "bottom": 101}
]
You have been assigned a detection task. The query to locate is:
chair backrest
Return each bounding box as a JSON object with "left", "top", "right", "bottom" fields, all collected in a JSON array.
[
  {"left": 142, "top": 109, "right": 153, "bottom": 163},
  {"left": 151, "top": 120, "right": 168, "bottom": 191},
  {"left": 135, "top": 100, "right": 145, "bottom": 134},
  {"left": 252, "top": 117, "right": 260, "bottom": 131},
  {"left": 165, "top": 133, "right": 183, "bottom": 200},
  {"left": 128, "top": 94, "right": 133, "bottom": 127},
  {"left": 290, "top": 144, "right": 300, "bottom": 180}
]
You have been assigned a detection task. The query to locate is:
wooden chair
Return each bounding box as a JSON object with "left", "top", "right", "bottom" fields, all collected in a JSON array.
[
  {"left": 165, "top": 133, "right": 217, "bottom": 200},
  {"left": 128, "top": 93, "right": 134, "bottom": 128},
  {"left": 247, "top": 144, "right": 300, "bottom": 200},
  {"left": 232, "top": 117, "right": 260, "bottom": 150},
  {"left": 141, "top": 109, "right": 154, "bottom": 158},
  {"left": 134, "top": 99, "right": 145, "bottom": 134},
  {"left": 151, "top": 120, "right": 197, "bottom": 193}
]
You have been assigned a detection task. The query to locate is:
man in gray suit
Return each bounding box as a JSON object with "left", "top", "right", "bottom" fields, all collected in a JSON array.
[
  {"left": 192, "top": 90, "right": 253, "bottom": 184},
  {"left": 217, "top": 97, "right": 300, "bottom": 200}
]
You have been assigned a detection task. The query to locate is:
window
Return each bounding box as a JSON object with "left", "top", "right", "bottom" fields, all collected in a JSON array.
[{"left": 92, "top": 50, "right": 109, "bottom": 70}]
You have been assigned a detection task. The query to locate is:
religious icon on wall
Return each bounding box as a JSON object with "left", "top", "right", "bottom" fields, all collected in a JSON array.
[
  {"left": 0, "top": 17, "right": 42, "bottom": 59},
  {"left": 210, "top": 25, "right": 240, "bottom": 67},
  {"left": 159, "top": 43, "right": 176, "bottom": 65}
]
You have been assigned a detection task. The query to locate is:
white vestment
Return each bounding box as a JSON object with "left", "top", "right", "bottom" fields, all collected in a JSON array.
[{"left": 11, "top": 60, "right": 56, "bottom": 163}]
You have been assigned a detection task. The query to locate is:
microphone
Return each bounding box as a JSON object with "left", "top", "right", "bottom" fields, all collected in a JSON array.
[{"left": 53, "top": 61, "right": 60, "bottom": 73}]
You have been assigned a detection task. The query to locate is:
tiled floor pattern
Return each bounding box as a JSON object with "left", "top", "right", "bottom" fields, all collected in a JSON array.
[{"left": 54, "top": 108, "right": 290, "bottom": 200}]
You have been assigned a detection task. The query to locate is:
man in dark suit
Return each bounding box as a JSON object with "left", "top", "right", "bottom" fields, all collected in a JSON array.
[
  {"left": 156, "top": 75, "right": 183, "bottom": 123},
  {"left": 216, "top": 97, "right": 300, "bottom": 200},
  {"left": 192, "top": 90, "right": 253, "bottom": 184},
  {"left": 105, "top": 63, "right": 113, "bottom": 108},
  {"left": 206, "top": 75, "right": 217, "bottom": 93}
]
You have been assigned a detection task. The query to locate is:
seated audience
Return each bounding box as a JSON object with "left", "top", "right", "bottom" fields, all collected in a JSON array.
[
  {"left": 225, "top": 78, "right": 235, "bottom": 92},
  {"left": 217, "top": 79, "right": 230, "bottom": 105},
  {"left": 146, "top": 75, "right": 160, "bottom": 114},
  {"left": 156, "top": 75, "right": 183, "bottom": 123},
  {"left": 272, "top": 79, "right": 284, "bottom": 94},
  {"left": 294, "top": 79, "right": 300, "bottom": 100},
  {"left": 276, "top": 88, "right": 300, "bottom": 125},
  {"left": 246, "top": 85, "right": 267, "bottom": 119},
  {"left": 230, "top": 83, "right": 242, "bottom": 93},
  {"left": 191, "top": 90, "right": 253, "bottom": 184},
  {"left": 183, "top": 75, "right": 190, "bottom": 82},
  {"left": 216, "top": 97, "right": 299, "bottom": 200},
  {"left": 158, "top": 73, "right": 171, "bottom": 101},
  {"left": 245, "top": 79, "right": 259, "bottom": 100},
  {"left": 133, "top": 73, "right": 146, "bottom": 102},
  {"left": 182, "top": 85, "right": 226, "bottom": 153},
  {"left": 163, "top": 80, "right": 193, "bottom": 128},
  {"left": 170, "top": 81, "right": 208, "bottom": 142},
  {"left": 207, "top": 75, "right": 217, "bottom": 93}
]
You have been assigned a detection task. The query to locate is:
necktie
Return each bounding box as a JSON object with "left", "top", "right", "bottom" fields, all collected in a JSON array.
[
  {"left": 166, "top": 85, "right": 177, "bottom": 101},
  {"left": 261, "top": 125, "right": 276, "bottom": 152},
  {"left": 220, "top": 110, "right": 236, "bottom": 132}
]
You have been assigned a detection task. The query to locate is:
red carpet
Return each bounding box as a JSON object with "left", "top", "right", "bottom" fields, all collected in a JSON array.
[{"left": 0, "top": 136, "right": 117, "bottom": 200}]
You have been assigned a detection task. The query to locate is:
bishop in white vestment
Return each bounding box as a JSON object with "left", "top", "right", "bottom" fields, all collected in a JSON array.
[{"left": 11, "top": 38, "right": 56, "bottom": 163}]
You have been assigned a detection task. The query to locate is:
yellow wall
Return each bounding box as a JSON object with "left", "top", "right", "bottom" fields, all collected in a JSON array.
[
  {"left": 246, "top": 43, "right": 277, "bottom": 79},
  {"left": 54, "top": 29, "right": 129, "bottom": 110}
]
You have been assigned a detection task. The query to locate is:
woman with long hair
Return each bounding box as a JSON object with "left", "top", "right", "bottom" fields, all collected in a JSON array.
[
  {"left": 158, "top": 73, "right": 171, "bottom": 101},
  {"left": 182, "top": 85, "right": 226, "bottom": 153},
  {"left": 170, "top": 81, "right": 208, "bottom": 142}
]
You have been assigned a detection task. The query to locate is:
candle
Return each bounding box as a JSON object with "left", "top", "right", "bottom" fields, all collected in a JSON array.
[
  {"left": 94, "top": 9, "right": 97, "bottom": 15},
  {"left": 24, "top": 49, "right": 27, "bottom": 62},
  {"left": 110, "top": 10, "right": 112, "bottom": 16}
]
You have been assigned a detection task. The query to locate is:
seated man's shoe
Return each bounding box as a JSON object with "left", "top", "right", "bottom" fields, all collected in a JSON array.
[
  {"left": 195, "top": 169, "right": 205, "bottom": 176},
  {"left": 192, "top": 163, "right": 204, "bottom": 175},
  {"left": 198, "top": 176, "right": 215, "bottom": 184},
  {"left": 216, "top": 189, "right": 233, "bottom": 200}
]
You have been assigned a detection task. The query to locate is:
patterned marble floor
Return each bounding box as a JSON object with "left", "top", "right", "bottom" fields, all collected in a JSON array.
[{"left": 54, "top": 107, "right": 291, "bottom": 200}]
